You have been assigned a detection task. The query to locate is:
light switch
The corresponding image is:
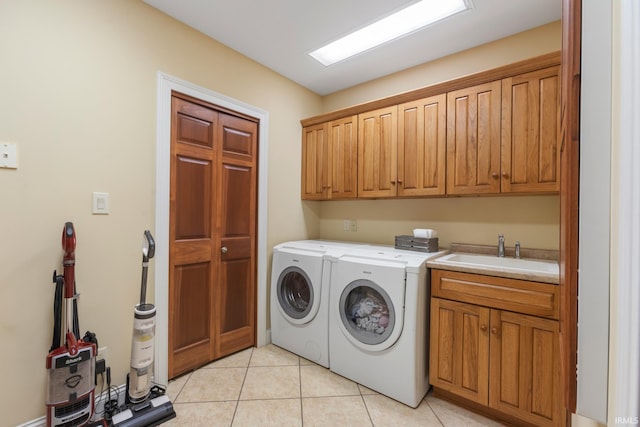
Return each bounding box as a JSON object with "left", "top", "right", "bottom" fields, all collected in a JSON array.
[
  {"left": 0, "top": 143, "right": 18, "bottom": 169},
  {"left": 92, "top": 192, "right": 110, "bottom": 215}
]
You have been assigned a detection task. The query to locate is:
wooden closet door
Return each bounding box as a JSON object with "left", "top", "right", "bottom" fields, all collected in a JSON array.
[
  {"left": 214, "top": 112, "right": 258, "bottom": 359},
  {"left": 169, "top": 94, "right": 257, "bottom": 378},
  {"left": 169, "top": 95, "right": 218, "bottom": 378}
]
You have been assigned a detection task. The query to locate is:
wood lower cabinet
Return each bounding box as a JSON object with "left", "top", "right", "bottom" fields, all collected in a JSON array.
[
  {"left": 430, "top": 298, "right": 490, "bottom": 405},
  {"left": 489, "top": 309, "right": 562, "bottom": 426},
  {"left": 430, "top": 269, "right": 564, "bottom": 427}
]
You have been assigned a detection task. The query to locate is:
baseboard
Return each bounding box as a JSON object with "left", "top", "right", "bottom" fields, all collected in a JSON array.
[{"left": 17, "top": 384, "right": 127, "bottom": 427}]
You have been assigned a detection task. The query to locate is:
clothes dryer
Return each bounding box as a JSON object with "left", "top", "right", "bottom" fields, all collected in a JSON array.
[
  {"left": 327, "top": 249, "right": 446, "bottom": 407},
  {"left": 270, "top": 240, "right": 366, "bottom": 367}
]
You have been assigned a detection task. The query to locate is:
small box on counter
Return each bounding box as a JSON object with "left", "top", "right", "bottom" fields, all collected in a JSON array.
[{"left": 395, "top": 235, "right": 439, "bottom": 253}]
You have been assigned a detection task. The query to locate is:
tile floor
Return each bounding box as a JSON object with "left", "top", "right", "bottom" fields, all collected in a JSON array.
[{"left": 164, "top": 344, "right": 503, "bottom": 426}]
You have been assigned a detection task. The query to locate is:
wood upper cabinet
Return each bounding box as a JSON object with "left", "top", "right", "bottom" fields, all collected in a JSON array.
[
  {"left": 301, "top": 55, "right": 563, "bottom": 200},
  {"left": 358, "top": 106, "right": 398, "bottom": 198},
  {"left": 301, "top": 122, "right": 329, "bottom": 200},
  {"left": 430, "top": 269, "right": 565, "bottom": 427},
  {"left": 328, "top": 115, "right": 358, "bottom": 199},
  {"left": 301, "top": 116, "right": 358, "bottom": 200},
  {"left": 501, "top": 66, "right": 561, "bottom": 193},
  {"left": 398, "top": 94, "right": 447, "bottom": 196},
  {"left": 446, "top": 81, "right": 502, "bottom": 195}
]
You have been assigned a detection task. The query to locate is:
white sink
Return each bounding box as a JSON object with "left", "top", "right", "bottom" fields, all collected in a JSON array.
[{"left": 434, "top": 253, "right": 559, "bottom": 276}]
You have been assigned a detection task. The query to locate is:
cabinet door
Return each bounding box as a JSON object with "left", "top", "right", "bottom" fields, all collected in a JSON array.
[
  {"left": 301, "top": 123, "right": 329, "bottom": 200},
  {"left": 430, "top": 298, "right": 490, "bottom": 405},
  {"left": 501, "top": 66, "right": 560, "bottom": 193},
  {"left": 358, "top": 106, "right": 397, "bottom": 198},
  {"left": 489, "top": 310, "right": 563, "bottom": 427},
  {"left": 398, "top": 94, "right": 447, "bottom": 197},
  {"left": 446, "top": 81, "right": 501, "bottom": 195},
  {"left": 328, "top": 115, "right": 358, "bottom": 199}
]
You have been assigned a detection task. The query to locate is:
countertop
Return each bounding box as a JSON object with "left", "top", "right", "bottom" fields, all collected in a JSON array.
[{"left": 426, "top": 243, "right": 560, "bottom": 284}]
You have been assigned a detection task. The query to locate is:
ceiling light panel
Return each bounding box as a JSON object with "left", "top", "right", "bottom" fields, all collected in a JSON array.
[{"left": 309, "top": 0, "right": 472, "bottom": 66}]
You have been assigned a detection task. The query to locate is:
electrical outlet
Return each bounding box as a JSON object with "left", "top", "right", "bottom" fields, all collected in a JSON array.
[
  {"left": 97, "top": 346, "right": 108, "bottom": 361},
  {"left": 343, "top": 219, "right": 357, "bottom": 232}
]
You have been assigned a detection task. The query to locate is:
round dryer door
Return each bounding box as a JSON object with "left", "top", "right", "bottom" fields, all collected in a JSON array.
[
  {"left": 338, "top": 279, "right": 402, "bottom": 350},
  {"left": 277, "top": 266, "right": 314, "bottom": 322}
]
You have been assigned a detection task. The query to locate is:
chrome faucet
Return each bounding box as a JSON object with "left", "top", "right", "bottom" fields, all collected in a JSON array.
[
  {"left": 515, "top": 241, "right": 521, "bottom": 259},
  {"left": 497, "top": 234, "right": 505, "bottom": 257}
]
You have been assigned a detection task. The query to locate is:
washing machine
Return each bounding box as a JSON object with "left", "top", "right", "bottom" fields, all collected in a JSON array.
[
  {"left": 270, "top": 240, "right": 367, "bottom": 367},
  {"left": 327, "top": 248, "right": 447, "bottom": 407}
]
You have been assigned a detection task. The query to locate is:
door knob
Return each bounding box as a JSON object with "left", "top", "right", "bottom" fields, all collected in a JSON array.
[
  {"left": 491, "top": 327, "right": 498, "bottom": 334},
  {"left": 221, "top": 246, "right": 228, "bottom": 254},
  {"left": 480, "top": 325, "right": 487, "bottom": 332}
]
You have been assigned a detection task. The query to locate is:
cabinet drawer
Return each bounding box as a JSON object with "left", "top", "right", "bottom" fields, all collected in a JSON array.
[{"left": 431, "top": 269, "right": 559, "bottom": 319}]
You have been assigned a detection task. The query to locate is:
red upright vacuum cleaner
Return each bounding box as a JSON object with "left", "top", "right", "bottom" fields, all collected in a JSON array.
[{"left": 46, "top": 222, "right": 97, "bottom": 427}]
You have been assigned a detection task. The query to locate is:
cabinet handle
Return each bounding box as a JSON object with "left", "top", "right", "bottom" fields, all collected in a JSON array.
[
  {"left": 480, "top": 325, "right": 487, "bottom": 332},
  {"left": 491, "top": 172, "right": 499, "bottom": 179},
  {"left": 397, "top": 179, "right": 403, "bottom": 184},
  {"left": 491, "top": 327, "right": 498, "bottom": 335},
  {"left": 502, "top": 172, "right": 509, "bottom": 179},
  {"left": 221, "top": 246, "right": 228, "bottom": 254},
  {"left": 391, "top": 180, "right": 396, "bottom": 185}
]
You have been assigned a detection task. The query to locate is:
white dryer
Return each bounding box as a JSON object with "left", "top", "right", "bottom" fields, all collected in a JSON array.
[
  {"left": 270, "top": 240, "right": 366, "bottom": 367},
  {"left": 327, "top": 248, "right": 446, "bottom": 407}
]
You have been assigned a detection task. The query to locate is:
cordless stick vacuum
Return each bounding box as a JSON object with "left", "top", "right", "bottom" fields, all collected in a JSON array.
[
  {"left": 112, "top": 230, "right": 175, "bottom": 427},
  {"left": 129, "top": 230, "right": 156, "bottom": 403},
  {"left": 46, "top": 222, "right": 96, "bottom": 427}
]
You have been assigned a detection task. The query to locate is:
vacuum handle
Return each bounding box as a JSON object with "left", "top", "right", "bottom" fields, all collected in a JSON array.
[
  {"left": 143, "top": 230, "right": 155, "bottom": 261},
  {"left": 140, "top": 230, "right": 155, "bottom": 305},
  {"left": 62, "top": 222, "right": 76, "bottom": 299}
]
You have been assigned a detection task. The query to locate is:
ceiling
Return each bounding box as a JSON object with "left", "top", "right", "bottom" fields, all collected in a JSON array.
[{"left": 143, "top": 0, "right": 561, "bottom": 96}]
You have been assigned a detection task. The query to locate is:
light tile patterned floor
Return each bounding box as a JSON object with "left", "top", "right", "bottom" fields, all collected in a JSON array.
[{"left": 165, "top": 344, "right": 503, "bottom": 426}]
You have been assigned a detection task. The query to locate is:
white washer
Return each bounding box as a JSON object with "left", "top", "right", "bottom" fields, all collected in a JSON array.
[
  {"left": 270, "top": 240, "right": 367, "bottom": 367},
  {"left": 328, "top": 248, "right": 447, "bottom": 407}
]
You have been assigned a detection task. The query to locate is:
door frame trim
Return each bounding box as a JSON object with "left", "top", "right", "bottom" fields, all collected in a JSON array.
[{"left": 154, "top": 72, "right": 269, "bottom": 385}]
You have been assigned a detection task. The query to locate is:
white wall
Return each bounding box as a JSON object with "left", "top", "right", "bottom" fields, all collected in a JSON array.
[
  {"left": 0, "top": 2, "right": 322, "bottom": 425},
  {"left": 577, "top": 0, "right": 611, "bottom": 424}
]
